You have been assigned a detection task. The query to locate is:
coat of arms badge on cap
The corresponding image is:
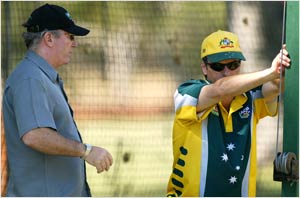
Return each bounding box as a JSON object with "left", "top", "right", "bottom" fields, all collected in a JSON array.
[{"left": 201, "top": 30, "right": 246, "bottom": 63}]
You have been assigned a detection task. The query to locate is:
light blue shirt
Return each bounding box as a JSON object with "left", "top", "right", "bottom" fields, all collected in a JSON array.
[{"left": 2, "top": 50, "right": 90, "bottom": 196}]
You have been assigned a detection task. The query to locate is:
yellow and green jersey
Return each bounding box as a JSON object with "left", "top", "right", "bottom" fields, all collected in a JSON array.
[{"left": 167, "top": 79, "right": 277, "bottom": 197}]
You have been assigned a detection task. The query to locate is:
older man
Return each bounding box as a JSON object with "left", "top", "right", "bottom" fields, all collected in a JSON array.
[{"left": 2, "top": 4, "right": 113, "bottom": 196}]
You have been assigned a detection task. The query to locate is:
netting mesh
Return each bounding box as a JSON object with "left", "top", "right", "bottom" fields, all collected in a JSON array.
[{"left": 1, "top": 1, "right": 284, "bottom": 196}]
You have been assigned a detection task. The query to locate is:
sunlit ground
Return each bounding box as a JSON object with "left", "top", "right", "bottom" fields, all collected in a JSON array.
[{"left": 77, "top": 114, "right": 282, "bottom": 197}]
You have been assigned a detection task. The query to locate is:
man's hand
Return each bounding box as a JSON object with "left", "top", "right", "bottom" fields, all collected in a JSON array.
[
  {"left": 271, "top": 44, "right": 291, "bottom": 76},
  {"left": 84, "top": 146, "right": 113, "bottom": 173}
]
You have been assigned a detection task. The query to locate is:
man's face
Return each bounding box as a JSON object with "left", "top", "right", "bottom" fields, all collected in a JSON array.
[
  {"left": 201, "top": 59, "right": 241, "bottom": 83},
  {"left": 52, "top": 30, "right": 76, "bottom": 67}
]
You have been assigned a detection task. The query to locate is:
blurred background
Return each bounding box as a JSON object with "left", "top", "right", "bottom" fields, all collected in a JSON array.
[{"left": 1, "top": 1, "right": 286, "bottom": 196}]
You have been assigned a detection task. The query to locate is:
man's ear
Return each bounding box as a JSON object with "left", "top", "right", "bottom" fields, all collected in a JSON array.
[
  {"left": 43, "top": 32, "right": 54, "bottom": 47},
  {"left": 201, "top": 62, "right": 208, "bottom": 76}
]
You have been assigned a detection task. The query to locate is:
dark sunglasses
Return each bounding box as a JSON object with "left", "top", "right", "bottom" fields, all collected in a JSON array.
[
  {"left": 206, "top": 61, "right": 241, "bottom": 72},
  {"left": 69, "top": 34, "right": 75, "bottom": 41},
  {"left": 64, "top": 32, "right": 75, "bottom": 41}
]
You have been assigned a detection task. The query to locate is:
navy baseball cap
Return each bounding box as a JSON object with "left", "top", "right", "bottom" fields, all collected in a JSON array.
[{"left": 22, "top": 3, "right": 89, "bottom": 36}]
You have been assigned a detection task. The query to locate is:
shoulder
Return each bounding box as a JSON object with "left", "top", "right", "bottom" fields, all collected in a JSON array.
[
  {"left": 6, "top": 60, "right": 46, "bottom": 90},
  {"left": 177, "top": 79, "right": 209, "bottom": 98}
]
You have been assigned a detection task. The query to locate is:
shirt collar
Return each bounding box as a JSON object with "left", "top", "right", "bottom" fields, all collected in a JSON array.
[{"left": 25, "top": 50, "right": 58, "bottom": 83}]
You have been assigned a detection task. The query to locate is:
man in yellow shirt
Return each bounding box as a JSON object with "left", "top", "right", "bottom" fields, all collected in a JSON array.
[{"left": 167, "top": 30, "right": 291, "bottom": 197}]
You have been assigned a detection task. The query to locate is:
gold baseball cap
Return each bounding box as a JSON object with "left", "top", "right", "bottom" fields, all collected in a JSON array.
[{"left": 201, "top": 30, "right": 246, "bottom": 63}]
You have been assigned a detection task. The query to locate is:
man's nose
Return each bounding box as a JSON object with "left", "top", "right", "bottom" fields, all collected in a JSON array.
[
  {"left": 223, "top": 66, "right": 231, "bottom": 76},
  {"left": 72, "top": 40, "right": 77, "bottom": 47}
]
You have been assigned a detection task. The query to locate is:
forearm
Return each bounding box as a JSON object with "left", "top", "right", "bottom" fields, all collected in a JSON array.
[
  {"left": 212, "top": 44, "right": 290, "bottom": 101},
  {"left": 197, "top": 68, "right": 278, "bottom": 112},
  {"left": 22, "top": 127, "right": 114, "bottom": 173},
  {"left": 22, "top": 127, "right": 85, "bottom": 157},
  {"left": 213, "top": 68, "right": 278, "bottom": 99}
]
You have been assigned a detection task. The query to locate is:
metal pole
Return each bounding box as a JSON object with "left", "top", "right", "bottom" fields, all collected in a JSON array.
[{"left": 282, "top": 1, "right": 299, "bottom": 196}]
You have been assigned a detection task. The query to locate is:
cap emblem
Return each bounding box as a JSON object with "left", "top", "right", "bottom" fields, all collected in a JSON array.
[
  {"left": 65, "top": 12, "right": 73, "bottom": 21},
  {"left": 219, "top": 37, "right": 234, "bottom": 48}
]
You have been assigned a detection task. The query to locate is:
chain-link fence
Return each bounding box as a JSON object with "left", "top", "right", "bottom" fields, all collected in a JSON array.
[{"left": 1, "top": 1, "right": 284, "bottom": 196}]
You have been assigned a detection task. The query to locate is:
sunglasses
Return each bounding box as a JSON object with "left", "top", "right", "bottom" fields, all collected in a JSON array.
[
  {"left": 64, "top": 32, "right": 75, "bottom": 41},
  {"left": 206, "top": 61, "right": 241, "bottom": 72}
]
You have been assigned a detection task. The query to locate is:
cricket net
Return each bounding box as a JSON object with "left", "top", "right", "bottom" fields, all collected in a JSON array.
[{"left": 1, "top": 1, "right": 284, "bottom": 196}]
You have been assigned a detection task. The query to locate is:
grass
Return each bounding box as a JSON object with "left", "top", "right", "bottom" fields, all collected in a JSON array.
[{"left": 77, "top": 115, "right": 283, "bottom": 196}]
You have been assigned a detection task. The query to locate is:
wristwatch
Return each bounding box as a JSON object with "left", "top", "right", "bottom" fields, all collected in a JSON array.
[{"left": 81, "top": 143, "right": 92, "bottom": 160}]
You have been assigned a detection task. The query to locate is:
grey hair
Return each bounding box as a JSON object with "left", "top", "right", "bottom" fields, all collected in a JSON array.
[{"left": 22, "top": 29, "right": 61, "bottom": 50}]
